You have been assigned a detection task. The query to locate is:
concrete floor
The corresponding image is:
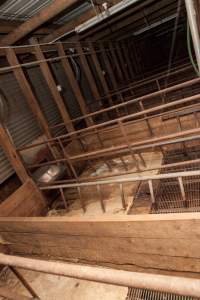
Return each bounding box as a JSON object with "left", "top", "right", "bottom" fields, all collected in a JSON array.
[{"left": 0, "top": 268, "right": 127, "bottom": 300}]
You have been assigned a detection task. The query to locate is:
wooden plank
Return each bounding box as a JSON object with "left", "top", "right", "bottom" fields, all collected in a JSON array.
[
  {"left": 30, "top": 38, "right": 74, "bottom": 132},
  {"left": 0, "top": 179, "right": 46, "bottom": 217},
  {"left": 76, "top": 42, "right": 101, "bottom": 101},
  {"left": 1, "top": 213, "right": 200, "bottom": 276},
  {"left": 57, "top": 43, "right": 93, "bottom": 126}
]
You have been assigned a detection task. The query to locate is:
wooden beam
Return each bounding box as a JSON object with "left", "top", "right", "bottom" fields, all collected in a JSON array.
[
  {"left": 108, "top": 42, "right": 124, "bottom": 83},
  {"left": 99, "top": 42, "right": 119, "bottom": 90},
  {"left": 76, "top": 43, "right": 101, "bottom": 101},
  {"left": 6, "top": 48, "right": 53, "bottom": 139},
  {"left": 88, "top": 42, "right": 113, "bottom": 105},
  {"left": 0, "top": 20, "right": 55, "bottom": 35},
  {"left": 0, "top": 125, "right": 29, "bottom": 183},
  {"left": 30, "top": 38, "right": 74, "bottom": 132},
  {"left": 57, "top": 43, "right": 93, "bottom": 126},
  {"left": 0, "top": 0, "right": 80, "bottom": 46},
  {"left": 1, "top": 213, "right": 200, "bottom": 277}
]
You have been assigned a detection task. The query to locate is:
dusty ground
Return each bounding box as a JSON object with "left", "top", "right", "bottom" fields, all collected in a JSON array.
[
  {"left": 0, "top": 151, "right": 162, "bottom": 300},
  {"left": 0, "top": 267, "right": 127, "bottom": 300}
]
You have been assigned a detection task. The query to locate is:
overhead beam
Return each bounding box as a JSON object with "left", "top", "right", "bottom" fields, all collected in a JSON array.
[
  {"left": 0, "top": 20, "right": 55, "bottom": 35},
  {"left": 42, "top": 8, "right": 95, "bottom": 43},
  {"left": 0, "top": 0, "right": 79, "bottom": 46}
]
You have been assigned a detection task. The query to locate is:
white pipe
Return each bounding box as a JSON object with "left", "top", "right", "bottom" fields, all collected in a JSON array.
[
  {"left": 75, "top": 0, "right": 142, "bottom": 33},
  {"left": 1, "top": 254, "right": 200, "bottom": 298},
  {"left": 185, "top": 0, "right": 200, "bottom": 71}
]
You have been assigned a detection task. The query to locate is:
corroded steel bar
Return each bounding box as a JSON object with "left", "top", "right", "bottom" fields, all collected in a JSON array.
[{"left": 40, "top": 169, "right": 200, "bottom": 190}]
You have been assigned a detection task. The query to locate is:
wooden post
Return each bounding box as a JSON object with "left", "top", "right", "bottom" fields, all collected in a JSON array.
[
  {"left": 6, "top": 48, "right": 52, "bottom": 139},
  {"left": 76, "top": 42, "right": 101, "bottom": 101},
  {"left": 57, "top": 43, "right": 93, "bottom": 126},
  {"left": 99, "top": 42, "right": 119, "bottom": 90},
  {"left": 0, "top": 125, "right": 29, "bottom": 183},
  {"left": 30, "top": 38, "right": 74, "bottom": 132},
  {"left": 88, "top": 42, "right": 113, "bottom": 106},
  {"left": 121, "top": 40, "right": 135, "bottom": 79},
  {"left": 108, "top": 41, "right": 124, "bottom": 83},
  {"left": 115, "top": 42, "right": 130, "bottom": 82}
]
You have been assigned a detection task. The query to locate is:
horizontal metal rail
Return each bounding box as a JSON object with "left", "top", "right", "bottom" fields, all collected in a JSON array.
[
  {"left": 39, "top": 168, "right": 200, "bottom": 212},
  {"left": 0, "top": 254, "right": 200, "bottom": 298},
  {"left": 49, "top": 76, "right": 200, "bottom": 129},
  {"left": 40, "top": 169, "right": 200, "bottom": 190},
  {"left": 18, "top": 90, "right": 200, "bottom": 152}
]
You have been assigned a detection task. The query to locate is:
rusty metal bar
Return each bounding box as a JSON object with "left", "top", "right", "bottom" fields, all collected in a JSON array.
[
  {"left": 40, "top": 169, "right": 200, "bottom": 190},
  {"left": 48, "top": 77, "right": 200, "bottom": 131},
  {"left": 77, "top": 186, "right": 86, "bottom": 213},
  {"left": 59, "top": 188, "right": 68, "bottom": 210},
  {"left": 97, "top": 184, "right": 105, "bottom": 212},
  {"left": 18, "top": 91, "right": 200, "bottom": 152}
]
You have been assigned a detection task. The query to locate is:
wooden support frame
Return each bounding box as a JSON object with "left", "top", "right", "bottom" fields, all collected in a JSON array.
[
  {"left": 5, "top": 48, "right": 53, "bottom": 139},
  {"left": 57, "top": 43, "right": 93, "bottom": 126},
  {"left": 76, "top": 42, "right": 101, "bottom": 103},
  {"left": 30, "top": 38, "right": 74, "bottom": 133},
  {"left": 99, "top": 42, "right": 119, "bottom": 91},
  {"left": 88, "top": 42, "right": 113, "bottom": 104},
  {"left": 108, "top": 41, "right": 124, "bottom": 83},
  {"left": 115, "top": 41, "right": 130, "bottom": 82}
]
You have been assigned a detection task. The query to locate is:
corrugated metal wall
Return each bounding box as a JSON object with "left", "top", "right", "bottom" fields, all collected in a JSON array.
[
  {"left": 0, "top": 59, "right": 95, "bottom": 184},
  {"left": 0, "top": 71, "right": 42, "bottom": 183}
]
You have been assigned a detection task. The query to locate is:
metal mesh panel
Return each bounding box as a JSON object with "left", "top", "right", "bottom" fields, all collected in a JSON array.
[{"left": 126, "top": 288, "right": 199, "bottom": 300}]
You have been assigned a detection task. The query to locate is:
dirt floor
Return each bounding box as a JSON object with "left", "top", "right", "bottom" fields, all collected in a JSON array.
[{"left": 0, "top": 151, "right": 162, "bottom": 300}]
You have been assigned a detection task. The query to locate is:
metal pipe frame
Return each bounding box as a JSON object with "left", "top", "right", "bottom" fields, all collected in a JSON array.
[
  {"left": 49, "top": 75, "right": 200, "bottom": 129},
  {"left": 0, "top": 253, "right": 200, "bottom": 298},
  {"left": 86, "top": 62, "right": 194, "bottom": 110},
  {"left": 18, "top": 78, "right": 200, "bottom": 153}
]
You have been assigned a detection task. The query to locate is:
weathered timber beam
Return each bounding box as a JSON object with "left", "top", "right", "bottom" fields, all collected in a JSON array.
[
  {"left": 0, "top": 0, "right": 79, "bottom": 46},
  {"left": 0, "top": 20, "right": 55, "bottom": 35},
  {"left": 0, "top": 253, "right": 200, "bottom": 298}
]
